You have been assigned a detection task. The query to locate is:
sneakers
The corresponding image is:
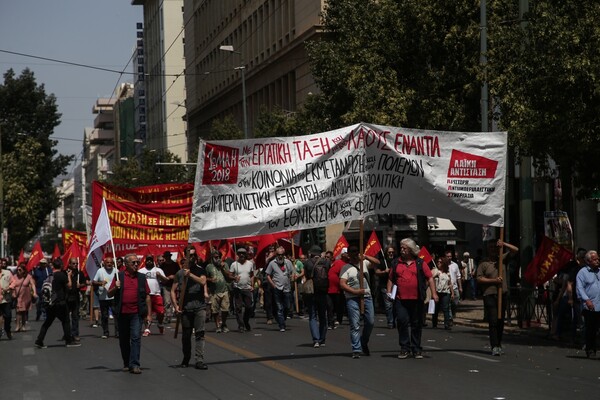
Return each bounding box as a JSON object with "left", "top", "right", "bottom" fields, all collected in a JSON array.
[
  {"left": 397, "top": 351, "right": 410, "bottom": 359},
  {"left": 101, "top": 335, "right": 109, "bottom": 339},
  {"left": 352, "top": 352, "right": 361, "bottom": 359},
  {"left": 66, "top": 341, "right": 82, "bottom": 347},
  {"left": 34, "top": 341, "right": 47, "bottom": 349},
  {"left": 195, "top": 362, "right": 208, "bottom": 370},
  {"left": 222, "top": 326, "right": 230, "bottom": 333},
  {"left": 279, "top": 328, "right": 286, "bottom": 332},
  {"left": 215, "top": 328, "right": 222, "bottom": 333},
  {"left": 491, "top": 347, "right": 501, "bottom": 356},
  {"left": 361, "top": 343, "right": 371, "bottom": 356},
  {"left": 245, "top": 323, "right": 252, "bottom": 332},
  {"left": 143, "top": 328, "right": 151, "bottom": 337},
  {"left": 414, "top": 352, "right": 423, "bottom": 359},
  {"left": 319, "top": 342, "right": 325, "bottom": 347},
  {"left": 130, "top": 367, "right": 142, "bottom": 374},
  {"left": 313, "top": 342, "right": 320, "bottom": 348}
]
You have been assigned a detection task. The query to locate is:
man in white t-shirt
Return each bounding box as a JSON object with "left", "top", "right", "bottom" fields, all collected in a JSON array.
[
  {"left": 339, "top": 246, "right": 374, "bottom": 359},
  {"left": 92, "top": 257, "right": 119, "bottom": 339},
  {"left": 229, "top": 247, "right": 256, "bottom": 332},
  {"left": 445, "top": 250, "right": 462, "bottom": 322},
  {"left": 138, "top": 255, "right": 169, "bottom": 336}
]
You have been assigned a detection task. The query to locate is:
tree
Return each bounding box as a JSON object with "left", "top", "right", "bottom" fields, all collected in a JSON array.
[
  {"left": 487, "top": 1, "right": 600, "bottom": 198},
  {"left": 0, "top": 68, "right": 73, "bottom": 254},
  {"left": 305, "top": 0, "right": 481, "bottom": 132},
  {"left": 106, "top": 148, "right": 193, "bottom": 188}
]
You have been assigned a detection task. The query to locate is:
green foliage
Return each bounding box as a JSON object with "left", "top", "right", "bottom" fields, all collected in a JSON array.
[
  {"left": 306, "top": 0, "right": 481, "bottom": 132},
  {"left": 0, "top": 68, "right": 73, "bottom": 254},
  {"left": 206, "top": 115, "right": 244, "bottom": 140},
  {"left": 105, "top": 148, "right": 193, "bottom": 188},
  {"left": 487, "top": 1, "right": 600, "bottom": 197}
]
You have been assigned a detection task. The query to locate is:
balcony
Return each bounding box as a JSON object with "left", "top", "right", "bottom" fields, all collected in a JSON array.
[{"left": 87, "top": 128, "right": 114, "bottom": 145}]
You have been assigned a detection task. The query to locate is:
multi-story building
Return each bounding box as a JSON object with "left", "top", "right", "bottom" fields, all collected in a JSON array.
[
  {"left": 132, "top": 0, "right": 188, "bottom": 162},
  {"left": 183, "top": 0, "right": 323, "bottom": 147}
]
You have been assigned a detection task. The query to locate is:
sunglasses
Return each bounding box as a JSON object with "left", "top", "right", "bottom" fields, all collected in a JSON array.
[{"left": 130, "top": 260, "right": 140, "bottom": 265}]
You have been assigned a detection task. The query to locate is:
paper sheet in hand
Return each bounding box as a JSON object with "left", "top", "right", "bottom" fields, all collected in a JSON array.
[{"left": 427, "top": 299, "right": 436, "bottom": 314}]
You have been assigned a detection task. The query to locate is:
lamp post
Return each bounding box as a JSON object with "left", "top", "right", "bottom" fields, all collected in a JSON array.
[
  {"left": 0, "top": 124, "right": 4, "bottom": 258},
  {"left": 219, "top": 45, "right": 249, "bottom": 139}
]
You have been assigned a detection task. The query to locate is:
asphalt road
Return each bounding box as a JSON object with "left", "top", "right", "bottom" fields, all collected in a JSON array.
[{"left": 1, "top": 310, "right": 599, "bottom": 400}]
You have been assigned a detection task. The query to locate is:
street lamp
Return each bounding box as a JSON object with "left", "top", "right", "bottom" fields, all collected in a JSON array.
[
  {"left": 0, "top": 124, "right": 4, "bottom": 258},
  {"left": 219, "top": 45, "right": 249, "bottom": 139}
]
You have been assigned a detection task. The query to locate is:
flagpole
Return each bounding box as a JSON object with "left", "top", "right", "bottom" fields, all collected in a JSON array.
[
  {"left": 174, "top": 246, "right": 190, "bottom": 339},
  {"left": 497, "top": 227, "right": 505, "bottom": 319},
  {"left": 359, "top": 220, "right": 365, "bottom": 314},
  {"left": 290, "top": 232, "right": 299, "bottom": 316},
  {"left": 104, "top": 198, "right": 119, "bottom": 283}
]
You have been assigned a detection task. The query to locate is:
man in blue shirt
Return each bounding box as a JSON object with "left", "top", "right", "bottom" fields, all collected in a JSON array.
[{"left": 576, "top": 250, "right": 600, "bottom": 358}]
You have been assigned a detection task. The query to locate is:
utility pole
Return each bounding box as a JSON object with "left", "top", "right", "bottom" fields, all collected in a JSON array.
[{"left": 0, "top": 124, "right": 4, "bottom": 258}]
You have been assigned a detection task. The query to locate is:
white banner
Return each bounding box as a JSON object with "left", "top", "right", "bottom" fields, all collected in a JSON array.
[{"left": 189, "top": 123, "right": 507, "bottom": 242}]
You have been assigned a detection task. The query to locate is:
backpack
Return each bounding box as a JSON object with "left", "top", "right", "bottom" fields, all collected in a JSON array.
[
  {"left": 312, "top": 258, "right": 329, "bottom": 293},
  {"left": 41, "top": 275, "right": 56, "bottom": 307}
]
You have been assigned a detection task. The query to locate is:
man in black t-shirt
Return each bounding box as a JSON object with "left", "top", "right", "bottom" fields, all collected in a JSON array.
[{"left": 35, "top": 260, "right": 81, "bottom": 348}]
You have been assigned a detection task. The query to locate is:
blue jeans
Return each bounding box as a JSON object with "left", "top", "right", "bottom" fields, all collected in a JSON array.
[
  {"left": 273, "top": 289, "right": 291, "bottom": 329},
  {"left": 118, "top": 313, "right": 143, "bottom": 368},
  {"left": 395, "top": 299, "right": 424, "bottom": 353},
  {"left": 306, "top": 293, "right": 328, "bottom": 344},
  {"left": 346, "top": 297, "right": 374, "bottom": 353},
  {"left": 432, "top": 292, "right": 451, "bottom": 328}
]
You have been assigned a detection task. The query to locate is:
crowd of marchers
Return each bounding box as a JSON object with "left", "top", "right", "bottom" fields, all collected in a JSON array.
[{"left": 1, "top": 238, "right": 599, "bottom": 375}]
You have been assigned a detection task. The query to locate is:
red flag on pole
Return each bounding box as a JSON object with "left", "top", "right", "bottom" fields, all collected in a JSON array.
[
  {"left": 332, "top": 235, "right": 349, "bottom": 259},
  {"left": 364, "top": 231, "right": 382, "bottom": 257},
  {"left": 26, "top": 241, "right": 44, "bottom": 272},
  {"left": 192, "top": 242, "right": 210, "bottom": 263},
  {"left": 17, "top": 249, "right": 25, "bottom": 265},
  {"left": 52, "top": 243, "right": 61, "bottom": 261},
  {"left": 524, "top": 236, "right": 573, "bottom": 285},
  {"left": 418, "top": 245, "right": 434, "bottom": 265},
  {"left": 62, "top": 241, "right": 83, "bottom": 271}
]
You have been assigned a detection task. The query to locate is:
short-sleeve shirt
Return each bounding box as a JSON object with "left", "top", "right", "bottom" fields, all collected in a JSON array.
[
  {"left": 328, "top": 259, "right": 345, "bottom": 294},
  {"left": 174, "top": 266, "right": 207, "bottom": 311},
  {"left": 93, "top": 267, "right": 117, "bottom": 300},
  {"left": 340, "top": 261, "right": 371, "bottom": 299},
  {"left": 206, "top": 263, "right": 228, "bottom": 294},
  {"left": 390, "top": 258, "right": 433, "bottom": 300},
  {"left": 52, "top": 271, "right": 69, "bottom": 305},
  {"left": 0, "top": 269, "right": 13, "bottom": 304},
  {"left": 138, "top": 266, "right": 166, "bottom": 295},
  {"left": 265, "top": 259, "right": 293, "bottom": 292},
  {"left": 476, "top": 260, "right": 508, "bottom": 296},
  {"left": 230, "top": 260, "right": 255, "bottom": 290}
]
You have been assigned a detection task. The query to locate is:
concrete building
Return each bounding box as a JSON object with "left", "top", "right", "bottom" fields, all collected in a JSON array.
[
  {"left": 183, "top": 0, "right": 323, "bottom": 147},
  {"left": 132, "top": 0, "right": 188, "bottom": 162}
]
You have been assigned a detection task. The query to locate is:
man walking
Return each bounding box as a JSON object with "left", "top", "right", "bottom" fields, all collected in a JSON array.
[
  {"left": 138, "top": 255, "right": 168, "bottom": 336},
  {"left": 0, "top": 258, "right": 13, "bottom": 339},
  {"left": 265, "top": 246, "right": 295, "bottom": 332},
  {"left": 171, "top": 257, "right": 209, "bottom": 369},
  {"left": 108, "top": 254, "right": 151, "bottom": 374},
  {"left": 340, "top": 246, "right": 374, "bottom": 359},
  {"left": 92, "top": 256, "right": 119, "bottom": 339},
  {"left": 35, "top": 259, "right": 81, "bottom": 348},
  {"left": 388, "top": 238, "right": 437, "bottom": 359},
  {"left": 229, "top": 247, "right": 256, "bottom": 332},
  {"left": 445, "top": 250, "right": 462, "bottom": 323},
  {"left": 32, "top": 258, "right": 52, "bottom": 321},
  {"left": 576, "top": 250, "right": 600, "bottom": 358},
  {"left": 206, "top": 251, "right": 231, "bottom": 333},
  {"left": 65, "top": 258, "right": 85, "bottom": 342},
  {"left": 303, "top": 245, "right": 329, "bottom": 345}
]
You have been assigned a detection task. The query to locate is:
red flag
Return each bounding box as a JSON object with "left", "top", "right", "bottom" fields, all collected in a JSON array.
[
  {"left": 26, "top": 241, "right": 44, "bottom": 272},
  {"left": 218, "top": 240, "right": 232, "bottom": 260},
  {"left": 17, "top": 249, "right": 25, "bottom": 265},
  {"left": 418, "top": 246, "right": 434, "bottom": 265},
  {"left": 524, "top": 236, "right": 573, "bottom": 285},
  {"left": 62, "top": 241, "right": 83, "bottom": 271},
  {"left": 364, "top": 231, "right": 382, "bottom": 257},
  {"left": 52, "top": 243, "right": 61, "bottom": 261},
  {"left": 332, "top": 235, "right": 349, "bottom": 259},
  {"left": 192, "top": 242, "right": 210, "bottom": 263},
  {"left": 255, "top": 234, "right": 278, "bottom": 268}
]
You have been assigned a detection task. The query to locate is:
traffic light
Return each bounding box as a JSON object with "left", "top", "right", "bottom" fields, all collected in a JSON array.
[{"left": 316, "top": 227, "right": 326, "bottom": 245}]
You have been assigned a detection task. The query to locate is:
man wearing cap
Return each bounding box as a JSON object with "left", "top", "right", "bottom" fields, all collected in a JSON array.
[
  {"left": 138, "top": 255, "right": 168, "bottom": 336},
  {"left": 206, "top": 251, "right": 232, "bottom": 333},
  {"left": 229, "top": 247, "right": 256, "bottom": 332},
  {"left": 33, "top": 258, "right": 52, "bottom": 321}
]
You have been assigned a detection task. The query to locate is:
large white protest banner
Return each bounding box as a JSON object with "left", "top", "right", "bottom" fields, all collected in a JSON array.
[{"left": 189, "top": 123, "right": 507, "bottom": 242}]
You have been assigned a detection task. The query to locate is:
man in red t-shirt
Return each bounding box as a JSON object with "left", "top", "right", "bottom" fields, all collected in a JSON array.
[
  {"left": 387, "top": 238, "right": 437, "bottom": 359},
  {"left": 108, "top": 254, "right": 151, "bottom": 374},
  {"left": 327, "top": 248, "right": 348, "bottom": 328}
]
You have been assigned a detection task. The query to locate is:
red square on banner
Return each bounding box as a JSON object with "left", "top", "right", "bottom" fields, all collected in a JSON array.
[
  {"left": 202, "top": 143, "right": 239, "bottom": 185},
  {"left": 447, "top": 149, "right": 498, "bottom": 179}
]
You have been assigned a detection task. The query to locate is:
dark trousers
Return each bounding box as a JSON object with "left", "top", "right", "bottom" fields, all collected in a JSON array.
[
  {"left": 483, "top": 293, "right": 507, "bottom": 348},
  {"left": 0, "top": 302, "right": 12, "bottom": 335},
  {"left": 233, "top": 288, "right": 253, "bottom": 329},
  {"left": 394, "top": 299, "right": 424, "bottom": 352},
  {"left": 37, "top": 303, "right": 72, "bottom": 344},
  {"left": 67, "top": 298, "right": 80, "bottom": 337},
  {"left": 181, "top": 309, "right": 206, "bottom": 364},
  {"left": 327, "top": 292, "right": 345, "bottom": 327},
  {"left": 118, "top": 313, "right": 143, "bottom": 369},
  {"left": 261, "top": 283, "right": 274, "bottom": 319},
  {"left": 432, "top": 292, "right": 451, "bottom": 328},
  {"left": 99, "top": 299, "right": 119, "bottom": 336},
  {"left": 582, "top": 309, "right": 600, "bottom": 354}
]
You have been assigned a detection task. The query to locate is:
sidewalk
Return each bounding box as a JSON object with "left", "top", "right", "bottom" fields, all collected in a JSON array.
[{"left": 442, "top": 298, "right": 551, "bottom": 337}]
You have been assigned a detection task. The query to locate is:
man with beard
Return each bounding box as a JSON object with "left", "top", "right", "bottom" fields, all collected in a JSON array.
[
  {"left": 206, "top": 251, "right": 232, "bottom": 333},
  {"left": 265, "top": 246, "right": 295, "bottom": 332}
]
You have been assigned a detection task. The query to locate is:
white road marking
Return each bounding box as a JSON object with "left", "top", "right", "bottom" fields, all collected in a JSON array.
[
  {"left": 424, "top": 346, "right": 500, "bottom": 363},
  {"left": 23, "top": 392, "right": 42, "bottom": 400},
  {"left": 24, "top": 365, "right": 39, "bottom": 378}
]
